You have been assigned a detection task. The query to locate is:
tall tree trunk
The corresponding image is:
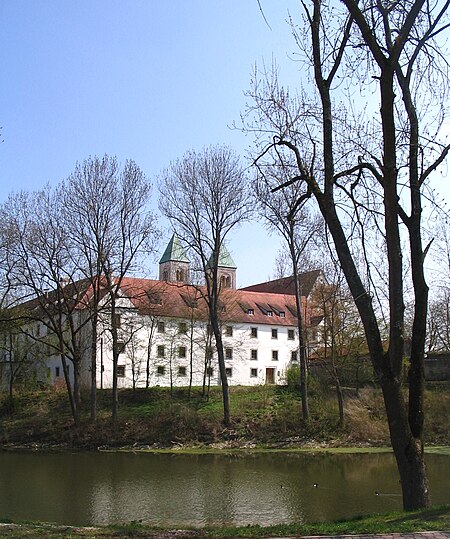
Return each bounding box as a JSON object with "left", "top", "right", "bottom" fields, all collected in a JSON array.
[
  {"left": 213, "top": 322, "right": 231, "bottom": 427},
  {"left": 90, "top": 313, "right": 98, "bottom": 422},
  {"left": 288, "top": 224, "right": 309, "bottom": 420},
  {"left": 380, "top": 376, "right": 430, "bottom": 509}
]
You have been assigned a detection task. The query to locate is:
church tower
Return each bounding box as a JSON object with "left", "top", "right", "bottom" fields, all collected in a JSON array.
[
  {"left": 159, "top": 233, "right": 190, "bottom": 284},
  {"left": 207, "top": 244, "right": 237, "bottom": 290}
]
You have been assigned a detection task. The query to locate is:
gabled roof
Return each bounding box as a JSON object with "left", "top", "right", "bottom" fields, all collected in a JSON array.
[
  {"left": 119, "top": 277, "right": 298, "bottom": 327},
  {"left": 207, "top": 244, "right": 236, "bottom": 269},
  {"left": 159, "top": 233, "right": 189, "bottom": 264},
  {"left": 240, "top": 269, "right": 322, "bottom": 298}
]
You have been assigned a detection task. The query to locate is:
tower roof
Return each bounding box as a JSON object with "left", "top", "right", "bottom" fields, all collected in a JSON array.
[
  {"left": 159, "top": 233, "right": 189, "bottom": 264},
  {"left": 207, "top": 244, "right": 237, "bottom": 269}
]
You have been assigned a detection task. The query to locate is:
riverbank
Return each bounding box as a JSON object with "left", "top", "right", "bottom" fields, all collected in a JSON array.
[
  {"left": 0, "top": 506, "right": 449, "bottom": 538},
  {"left": 1, "top": 383, "right": 449, "bottom": 450}
]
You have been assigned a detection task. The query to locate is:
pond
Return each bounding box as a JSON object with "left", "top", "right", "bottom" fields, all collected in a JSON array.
[{"left": 0, "top": 451, "right": 448, "bottom": 527}]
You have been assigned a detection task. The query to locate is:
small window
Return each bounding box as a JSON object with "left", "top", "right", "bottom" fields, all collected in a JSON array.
[
  {"left": 117, "top": 365, "right": 125, "bottom": 377},
  {"left": 113, "top": 313, "right": 121, "bottom": 328},
  {"left": 291, "top": 350, "right": 298, "bottom": 361},
  {"left": 178, "top": 366, "right": 187, "bottom": 376},
  {"left": 271, "top": 329, "right": 278, "bottom": 339},
  {"left": 206, "top": 347, "right": 213, "bottom": 360},
  {"left": 250, "top": 327, "right": 258, "bottom": 338},
  {"left": 178, "top": 322, "right": 187, "bottom": 334},
  {"left": 250, "top": 368, "right": 258, "bottom": 378},
  {"left": 157, "top": 365, "right": 165, "bottom": 375},
  {"left": 179, "top": 346, "right": 187, "bottom": 358},
  {"left": 288, "top": 329, "right": 295, "bottom": 340},
  {"left": 272, "top": 350, "right": 279, "bottom": 361},
  {"left": 206, "top": 366, "right": 214, "bottom": 376},
  {"left": 55, "top": 366, "right": 60, "bottom": 377},
  {"left": 225, "top": 348, "right": 233, "bottom": 360},
  {"left": 157, "top": 345, "right": 165, "bottom": 358},
  {"left": 248, "top": 308, "right": 254, "bottom": 315},
  {"left": 225, "top": 325, "right": 233, "bottom": 337},
  {"left": 157, "top": 321, "right": 165, "bottom": 333},
  {"left": 251, "top": 349, "right": 258, "bottom": 360},
  {"left": 117, "top": 341, "right": 126, "bottom": 354},
  {"left": 225, "top": 367, "right": 232, "bottom": 377},
  {"left": 279, "top": 311, "right": 285, "bottom": 318},
  {"left": 267, "top": 310, "right": 273, "bottom": 317}
]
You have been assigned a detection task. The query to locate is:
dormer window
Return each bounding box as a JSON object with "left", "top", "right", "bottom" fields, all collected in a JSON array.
[
  {"left": 248, "top": 308, "right": 254, "bottom": 315},
  {"left": 279, "top": 311, "right": 285, "bottom": 318},
  {"left": 267, "top": 310, "right": 273, "bottom": 317}
]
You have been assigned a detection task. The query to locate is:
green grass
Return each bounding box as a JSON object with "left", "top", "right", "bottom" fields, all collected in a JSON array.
[
  {"left": 0, "top": 383, "right": 449, "bottom": 450},
  {"left": 0, "top": 505, "right": 448, "bottom": 538}
]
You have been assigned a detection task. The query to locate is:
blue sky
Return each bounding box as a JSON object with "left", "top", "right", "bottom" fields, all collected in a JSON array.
[{"left": 0, "top": 1, "right": 305, "bottom": 287}]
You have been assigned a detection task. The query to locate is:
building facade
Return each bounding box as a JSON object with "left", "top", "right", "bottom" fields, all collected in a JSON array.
[{"left": 1, "top": 235, "right": 324, "bottom": 390}]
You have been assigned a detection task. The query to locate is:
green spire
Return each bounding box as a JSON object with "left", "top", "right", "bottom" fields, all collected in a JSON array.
[
  {"left": 207, "top": 244, "right": 237, "bottom": 269},
  {"left": 159, "top": 233, "right": 189, "bottom": 264}
]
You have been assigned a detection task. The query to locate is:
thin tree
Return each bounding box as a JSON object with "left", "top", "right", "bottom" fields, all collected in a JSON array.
[
  {"left": 159, "top": 145, "right": 252, "bottom": 426},
  {"left": 244, "top": 0, "right": 450, "bottom": 510},
  {"left": 253, "top": 169, "right": 322, "bottom": 420},
  {"left": 63, "top": 155, "right": 159, "bottom": 425}
]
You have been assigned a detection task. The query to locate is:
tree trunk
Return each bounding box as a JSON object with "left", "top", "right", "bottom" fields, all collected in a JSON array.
[
  {"left": 90, "top": 314, "right": 98, "bottom": 422},
  {"left": 289, "top": 228, "right": 309, "bottom": 420},
  {"left": 213, "top": 324, "right": 231, "bottom": 427},
  {"left": 380, "top": 377, "right": 430, "bottom": 509}
]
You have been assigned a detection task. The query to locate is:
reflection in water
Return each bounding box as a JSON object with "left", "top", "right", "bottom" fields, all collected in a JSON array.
[{"left": 0, "top": 451, "right": 448, "bottom": 526}]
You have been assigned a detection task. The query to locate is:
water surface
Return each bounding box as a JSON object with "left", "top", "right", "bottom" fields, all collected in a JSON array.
[{"left": 0, "top": 451, "right": 448, "bottom": 526}]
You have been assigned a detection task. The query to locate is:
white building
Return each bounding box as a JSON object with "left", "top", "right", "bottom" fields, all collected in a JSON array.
[{"left": 1, "top": 234, "right": 324, "bottom": 390}]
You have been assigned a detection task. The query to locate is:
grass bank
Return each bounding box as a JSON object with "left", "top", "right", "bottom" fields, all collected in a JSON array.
[
  {"left": 0, "top": 505, "right": 449, "bottom": 538},
  {"left": 0, "top": 382, "right": 449, "bottom": 450}
]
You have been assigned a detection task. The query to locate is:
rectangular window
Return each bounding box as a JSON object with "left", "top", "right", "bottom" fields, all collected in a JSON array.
[
  {"left": 225, "top": 325, "right": 233, "bottom": 337},
  {"left": 251, "top": 349, "right": 258, "bottom": 360},
  {"left": 178, "top": 346, "right": 187, "bottom": 358},
  {"left": 113, "top": 313, "right": 121, "bottom": 328},
  {"left": 271, "top": 328, "right": 278, "bottom": 339},
  {"left": 55, "top": 366, "right": 60, "bottom": 377},
  {"left": 225, "top": 367, "right": 232, "bottom": 377},
  {"left": 206, "top": 366, "right": 213, "bottom": 376},
  {"left": 250, "top": 368, "right": 258, "bottom": 378},
  {"left": 157, "top": 345, "right": 165, "bottom": 358},
  {"left": 225, "top": 348, "right": 233, "bottom": 360},
  {"left": 178, "top": 366, "right": 187, "bottom": 376},
  {"left": 272, "top": 350, "right": 279, "bottom": 361},
  {"left": 250, "top": 327, "right": 258, "bottom": 338},
  {"left": 291, "top": 350, "right": 298, "bottom": 361},
  {"left": 157, "top": 365, "right": 165, "bottom": 375},
  {"left": 117, "top": 341, "right": 125, "bottom": 354},
  {"left": 206, "top": 347, "right": 213, "bottom": 360},
  {"left": 248, "top": 308, "right": 254, "bottom": 315},
  {"left": 117, "top": 365, "right": 125, "bottom": 377},
  {"left": 279, "top": 311, "right": 285, "bottom": 318},
  {"left": 157, "top": 321, "right": 165, "bottom": 333},
  {"left": 267, "top": 310, "right": 273, "bottom": 317},
  {"left": 288, "top": 329, "right": 295, "bottom": 340},
  {"left": 178, "top": 322, "right": 187, "bottom": 334}
]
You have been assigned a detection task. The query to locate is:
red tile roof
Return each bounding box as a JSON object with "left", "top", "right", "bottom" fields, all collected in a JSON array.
[
  {"left": 240, "top": 270, "right": 322, "bottom": 297},
  {"left": 119, "top": 277, "right": 300, "bottom": 327}
]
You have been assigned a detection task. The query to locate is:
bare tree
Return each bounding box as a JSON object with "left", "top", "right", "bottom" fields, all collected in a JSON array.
[
  {"left": 62, "top": 155, "right": 159, "bottom": 425},
  {"left": 311, "top": 265, "right": 367, "bottom": 425},
  {"left": 253, "top": 169, "right": 322, "bottom": 420},
  {"left": 159, "top": 145, "right": 252, "bottom": 426},
  {"left": 0, "top": 188, "right": 91, "bottom": 425},
  {"left": 244, "top": 0, "right": 450, "bottom": 510}
]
